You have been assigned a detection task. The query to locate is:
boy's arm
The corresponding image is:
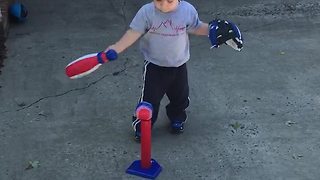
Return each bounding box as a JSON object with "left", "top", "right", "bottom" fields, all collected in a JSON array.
[
  {"left": 106, "top": 29, "right": 142, "bottom": 53},
  {"left": 190, "top": 22, "right": 209, "bottom": 36}
]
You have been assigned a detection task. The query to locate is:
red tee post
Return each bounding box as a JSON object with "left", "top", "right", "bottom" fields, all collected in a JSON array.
[
  {"left": 126, "top": 101, "right": 162, "bottom": 179},
  {"left": 136, "top": 106, "right": 152, "bottom": 169}
]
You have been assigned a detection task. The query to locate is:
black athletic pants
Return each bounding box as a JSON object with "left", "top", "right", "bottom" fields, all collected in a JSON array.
[{"left": 136, "top": 61, "right": 190, "bottom": 126}]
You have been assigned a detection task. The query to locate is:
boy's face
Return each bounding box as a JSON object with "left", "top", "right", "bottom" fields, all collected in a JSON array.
[{"left": 153, "top": 0, "right": 179, "bottom": 13}]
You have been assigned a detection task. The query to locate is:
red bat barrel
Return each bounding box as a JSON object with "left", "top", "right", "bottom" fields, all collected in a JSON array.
[{"left": 65, "top": 49, "right": 117, "bottom": 79}]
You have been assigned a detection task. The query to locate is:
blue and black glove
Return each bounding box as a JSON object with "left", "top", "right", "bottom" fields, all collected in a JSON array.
[{"left": 208, "top": 19, "right": 243, "bottom": 51}]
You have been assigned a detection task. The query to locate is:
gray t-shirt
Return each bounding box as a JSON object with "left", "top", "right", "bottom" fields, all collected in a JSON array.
[{"left": 130, "top": 1, "right": 201, "bottom": 67}]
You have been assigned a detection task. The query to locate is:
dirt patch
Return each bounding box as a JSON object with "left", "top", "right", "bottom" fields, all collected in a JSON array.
[
  {"left": 0, "top": 28, "right": 6, "bottom": 75},
  {"left": 0, "top": 0, "right": 13, "bottom": 75}
]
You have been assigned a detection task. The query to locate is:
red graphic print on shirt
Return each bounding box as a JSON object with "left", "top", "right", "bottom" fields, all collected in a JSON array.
[{"left": 149, "top": 19, "right": 186, "bottom": 36}]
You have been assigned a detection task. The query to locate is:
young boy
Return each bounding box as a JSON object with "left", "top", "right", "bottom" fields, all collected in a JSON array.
[{"left": 107, "top": 0, "right": 210, "bottom": 141}]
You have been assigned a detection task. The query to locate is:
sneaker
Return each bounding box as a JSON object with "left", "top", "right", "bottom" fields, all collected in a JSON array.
[
  {"left": 171, "top": 121, "right": 184, "bottom": 134},
  {"left": 134, "top": 131, "right": 141, "bottom": 142}
]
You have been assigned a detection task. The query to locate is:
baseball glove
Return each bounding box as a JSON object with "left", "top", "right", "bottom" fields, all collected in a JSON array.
[{"left": 208, "top": 19, "right": 243, "bottom": 51}]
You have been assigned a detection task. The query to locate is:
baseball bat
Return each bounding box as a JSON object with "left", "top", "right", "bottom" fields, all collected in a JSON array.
[{"left": 65, "top": 49, "right": 118, "bottom": 79}]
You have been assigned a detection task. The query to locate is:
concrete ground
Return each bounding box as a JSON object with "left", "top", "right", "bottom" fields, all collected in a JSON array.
[{"left": 1, "top": 0, "right": 320, "bottom": 179}]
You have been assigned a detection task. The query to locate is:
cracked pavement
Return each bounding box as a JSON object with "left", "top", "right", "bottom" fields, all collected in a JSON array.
[{"left": 1, "top": 0, "right": 320, "bottom": 179}]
